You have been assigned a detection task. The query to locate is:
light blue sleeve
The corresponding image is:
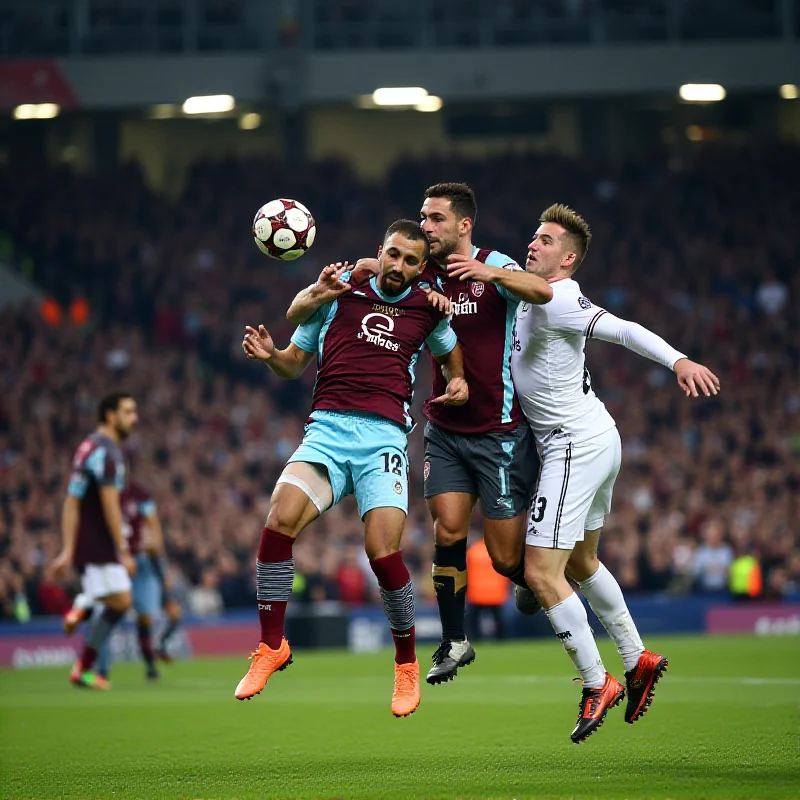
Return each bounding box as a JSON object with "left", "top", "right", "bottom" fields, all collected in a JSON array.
[
  {"left": 484, "top": 250, "right": 523, "bottom": 304},
  {"left": 140, "top": 500, "right": 157, "bottom": 518},
  {"left": 290, "top": 306, "right": 326, "bottom": 353},
  {"left": 289, "top": 271, "right": 349, "bottom": 354},
  {"left": 426, "top": 316, "right": 458, "bottom": 357}
]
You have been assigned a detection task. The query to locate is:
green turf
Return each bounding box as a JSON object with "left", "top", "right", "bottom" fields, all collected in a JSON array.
[{"left": 1, "top": 634, "right": 799, "bottom": 799}]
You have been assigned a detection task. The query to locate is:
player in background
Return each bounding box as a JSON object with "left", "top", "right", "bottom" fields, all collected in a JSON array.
[
  {"left": 292, "top": 184, "right": 553, "bottom": 684},
  {"left": 64, "top": 482, "right": 183, "bottom": 676},
  {"left": 93, "top": 481, "right": 174, "bottom": 681},
  {"left": 51, "top": 392, "right": 138, "bottom": 690},
  {"left": 512, "top": 204, "right": 720, "bottom": 743},
  {"left": 236, "top": 220, "right": 468, "bottom": 717}
]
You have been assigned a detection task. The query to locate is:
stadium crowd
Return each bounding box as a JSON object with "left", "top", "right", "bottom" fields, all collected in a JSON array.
[{"left": 0, "top": 141, "right": 798, "bottom": 621}]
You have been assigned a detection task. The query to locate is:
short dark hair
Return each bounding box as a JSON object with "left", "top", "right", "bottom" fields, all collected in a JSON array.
[
  {"left": 424, "top": 182, "right": 477, "bottom": 223},
  {"left": 98, "top": 391, "right": 133, "bottom": 423},
  {"left": 384, "top": 219, "right": 431, "bottom": 261}
]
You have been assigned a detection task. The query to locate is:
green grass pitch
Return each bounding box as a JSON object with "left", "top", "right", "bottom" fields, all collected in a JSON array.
[{"left": 2, "top": 634, "right": 798, "bottom": 799}]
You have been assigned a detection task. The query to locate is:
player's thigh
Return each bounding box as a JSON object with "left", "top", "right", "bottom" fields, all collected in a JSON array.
[
  {"left": 285, "top": 414, "right": 352, "bottom": 510},
  {"left": 348, "top": 415, "right": 409, "bottom": 519},
  {"left": 268, "top": 464, "right": 329, "bottom": 536},
  {"left": 423, "top": 421, "right": 478, "bottom": 501},
  {"left": 363, "top": 506, "right": 408, "bottom": 560},
  {"left": 82, "top": 563, "right": 132, "bottom": 603},
  {"left": 427, "top": 492, "right": 476, "bottom": 544},
  {"left": 471, "top": 424, "right": 539, "bottom": 521},
  {"left": 525, "top": 435, "right": 611, "bottom": 552}
]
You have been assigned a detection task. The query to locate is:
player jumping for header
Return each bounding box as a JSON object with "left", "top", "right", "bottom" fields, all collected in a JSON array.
[{"left": 236, "top": 220, "right": 467, "bottom": 717}]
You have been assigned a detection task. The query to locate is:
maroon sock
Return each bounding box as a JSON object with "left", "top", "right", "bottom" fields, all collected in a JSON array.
[
  {"left": 370, "top": 551, "right": 416, "bottom": 665},
  {"left": 137, "top": 620, "right": 155, "bottom": 666},
  {"left": 79, "top": 644, "right": 99, "bottom": 671},
  {"left": 256, "top": 527, "right": 296, "bottom": 649}
]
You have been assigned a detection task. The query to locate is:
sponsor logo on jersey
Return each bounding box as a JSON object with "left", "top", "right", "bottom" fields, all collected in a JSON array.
[
  {"left": 471, "top": 281, "right": 485, "bottom": 298},
  {"left": 451, "top": 291, "right": 478, "bottom": 316},
  {"left": 357, "top": 312, "right": 400, "bottom": 351},
  {"left": 372, "top": 303, "right": 405, "bottom": 318},
  {"left": 578, "top": 296, "right": 592, "bottom": 310}
]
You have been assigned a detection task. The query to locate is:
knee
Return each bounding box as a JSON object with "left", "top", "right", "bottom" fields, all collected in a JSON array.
[
  {"left": 433, "top": 519, "right": 467, "bottom": 547},
  {"left": 138, "top": 613, "right": 152, "bottom": 627},
  {"left": 566, "top": 552, "right": 600, "bottom": 584},
  {"left": 107, "top": 592, "right": 131, "bottom": 613},
  {"left": 365, "top": 540, "right": 398, "bottom": 561},
  {"left": 524, "top": 565, "right": 555, "bottom": 598},
  {"left": 489, "top": 552, "right": 519, "bottom": 577},
  {"left": 265, "top": 501, "right": 301, "bottom": 537}
]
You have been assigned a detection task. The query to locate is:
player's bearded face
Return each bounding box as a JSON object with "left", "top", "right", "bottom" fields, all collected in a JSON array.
[
  {"left": 378, "top": 234, "right": 426, "bottom": 296},
  {"left": 420, "top": 197, "right": 460, "bottom": 261},
  {"left": 113, "top": 399, "right": 139, "bottom": 440}
]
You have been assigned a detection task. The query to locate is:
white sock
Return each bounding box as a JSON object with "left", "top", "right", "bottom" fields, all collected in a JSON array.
[
  {"left": 579, "top": 562, "right": 644, "bottom": 673},
  {"left": 545, "top": 591, "right": 606, "bottom": 688}
]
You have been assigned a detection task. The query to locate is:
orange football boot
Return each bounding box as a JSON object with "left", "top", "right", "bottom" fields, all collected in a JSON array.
[
  {"left": 69, "top": 661, "right": 111, "bottom": 690},
  {"left": 624, "top": 650, "right": 669, "bottom": 723},
  {"left": 570, "top": 672, "right": 625, "bottom": 743},
  {"left": 391, "top": 660, "right": 421, "bottom": 718},
  {"left": 234, "top": 638, "right": 293, "bottom": 700}
]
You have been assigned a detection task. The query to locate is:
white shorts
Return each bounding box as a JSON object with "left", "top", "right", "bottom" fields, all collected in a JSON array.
[
  {"left": 81, "top": 563, "right": 132, "bottom": 600},
  {"left": 526, "top": 426, "right": 621, "bottom": 550}
]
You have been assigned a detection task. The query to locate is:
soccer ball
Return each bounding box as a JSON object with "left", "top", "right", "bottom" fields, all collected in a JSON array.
[{"left": 252, "top": 198, "right": 316, "bottom": 261}]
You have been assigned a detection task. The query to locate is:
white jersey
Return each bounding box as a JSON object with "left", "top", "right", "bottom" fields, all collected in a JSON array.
[{"left": 511, "top": 278, "right": 685, "bottom": 444}]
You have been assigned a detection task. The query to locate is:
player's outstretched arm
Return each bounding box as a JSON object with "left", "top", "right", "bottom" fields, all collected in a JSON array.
[
  {"left": 446, "top": 254, "right": 553, "bottom": 304},
  {"left": 431, "top": 342, "right": 469, "bottom": 406},
  {"left": 51, "top": 495, "right": 79, "bottom": 578},
  {"left": 589, "top": 313, "right": 720, "bottom": 397},
  {"left": 286, "top": 262, "right": 352, "bottom": 324},
  {"left": 242, "top": 324, "right": 315, "bottom": 379}
]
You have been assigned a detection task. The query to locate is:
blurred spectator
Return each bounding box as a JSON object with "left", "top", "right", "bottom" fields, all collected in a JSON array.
[
  {"left": 693, "top": 520, "right": 735, "bottom": 593},
  {"left": 189, "top": 569, "right": 224, "bottom": 617}
]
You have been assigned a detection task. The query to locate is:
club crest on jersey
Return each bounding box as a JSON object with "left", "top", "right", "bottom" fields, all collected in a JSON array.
[
  {"left": 393, "top": 481, "right": 403, "bottom": 495},
  {"left": 357, "top": 312, "right": 400, "bottom": 351},
  {"left": 471, "top": 281, "right": 485, "bottom": 298},
  {"left": 578, "top": 296, "right": 592, "bottom": 310},
  {"left": 452, "top": 291, "right": 478, "bottom": 316}
]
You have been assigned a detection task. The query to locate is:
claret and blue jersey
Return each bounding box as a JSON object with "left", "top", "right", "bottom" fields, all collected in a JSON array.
[
  {"left": 423, "top": 247, "right": 523, "bottom": 435},
  {"left": 291, "top": 271, "right": 456, "bottom": 432}
]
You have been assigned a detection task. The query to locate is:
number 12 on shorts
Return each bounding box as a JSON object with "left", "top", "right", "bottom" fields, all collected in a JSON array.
[{"left": 381, "top": 452, "right": 404, "bottom": 476}]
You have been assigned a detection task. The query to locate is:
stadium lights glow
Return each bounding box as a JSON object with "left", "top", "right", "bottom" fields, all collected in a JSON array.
[
  {"left": 372, "top": 87, "right": 430, "bottom": 107},
  {"left": 678, "top": 84, "right": 726, "bottom": 103},
  {"left": 12, "top": 103, "right": 60, "bottom": 119},
  {"left": 779, "top": 84, "right": 799, "bottom": 100},
  {"left": 182, "top": 94, "right": 235, "bottom": 115},
  {"left": 415, "top": 95, "right": 443, "bottom": 113},
  {"left": 238, "top": 112, "right": 261, "bottom": 130}
]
